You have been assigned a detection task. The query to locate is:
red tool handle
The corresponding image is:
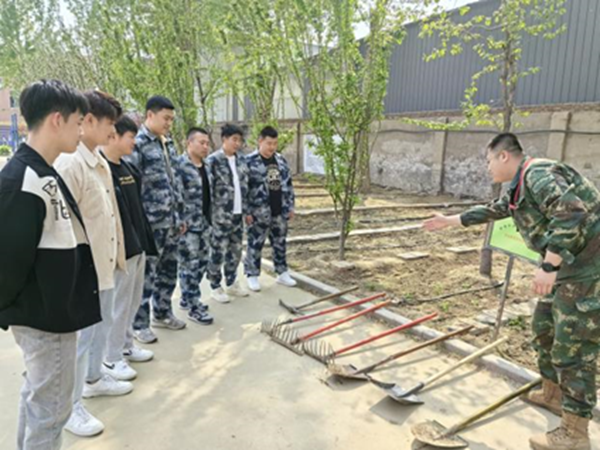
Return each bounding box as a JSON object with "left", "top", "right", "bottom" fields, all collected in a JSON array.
[
  {"left": 289, "top": 292, "right": 386, "bottom": 324},
  {"left": 297, "top": 299, "right": 393, "bottom": 343},
  {"left": 334, "top": 312, "right": 438, "bottom": 357}
]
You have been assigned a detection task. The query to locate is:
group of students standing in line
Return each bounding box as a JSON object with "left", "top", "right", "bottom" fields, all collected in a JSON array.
[{"left": 0, "top": 79, "right": 297, "bottom": 449}]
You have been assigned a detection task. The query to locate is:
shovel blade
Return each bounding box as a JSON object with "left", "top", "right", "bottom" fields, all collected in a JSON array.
[
  {"left": 411, "top": 420, "right": 468, "bottom": 449},
  {"left": 327, "top": 363, "right": 370, "bottom": 381},
  {"left": 370, "top": 378, "right": 424, "bottom": 405}
]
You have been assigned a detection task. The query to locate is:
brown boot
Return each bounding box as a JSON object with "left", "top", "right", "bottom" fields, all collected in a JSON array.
[
  {"left": 523, "top": 378, "right": 562, "bottom": 417},
  {"left": 529, "top": 412, "right": 591, "bottom": 450}
]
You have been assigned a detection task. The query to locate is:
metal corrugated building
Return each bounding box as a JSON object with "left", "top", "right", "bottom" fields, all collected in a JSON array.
[{"left": 384, "top": 0, "right": 600, "bottom": 114}]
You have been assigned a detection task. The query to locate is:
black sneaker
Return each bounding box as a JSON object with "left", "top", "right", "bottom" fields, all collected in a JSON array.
[
  {"left": 188, "top": 308, "right": 214, "bottom": 325},
  {"left": 179, "top": 299, "right": 191, "bottom": 311},
  {"left": 198, "top": 302, "right": 209, "bottom": 312}
]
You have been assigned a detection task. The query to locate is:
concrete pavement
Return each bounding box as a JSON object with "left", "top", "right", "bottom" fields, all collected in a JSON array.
[{"left": 1, "top": 271, "right": 598, "bottom": 450}]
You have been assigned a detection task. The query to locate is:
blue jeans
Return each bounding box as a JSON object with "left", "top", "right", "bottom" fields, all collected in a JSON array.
[{"left": 12, "top": 326, "right": 77, "bottom": 450}]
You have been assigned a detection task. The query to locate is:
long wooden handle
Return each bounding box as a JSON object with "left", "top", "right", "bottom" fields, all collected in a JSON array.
[
  {"left": 446, "top": 378, "right": 542, "bottom": 435},
  {"left": 297, "top": 299, "right": 392, "bottom": 342},
  {"left": 289, "top": 292, "right": 386, "bottom": 324},
  {"left": 334, "top": 312, "right": 438, "bottom": 357},
  {"left": 422, "top": 336, "right": 509, "bottom": 387},
  {"left": 296, "top": 286, "right": 359, "bottom": 310},
  {"left": 355, "top": 325, "right": 474, "bottom": 375}
]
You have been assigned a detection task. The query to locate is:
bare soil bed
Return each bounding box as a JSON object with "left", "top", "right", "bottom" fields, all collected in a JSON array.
[{"left": 288, "top": 176, "right": 600, "bottom": 381}]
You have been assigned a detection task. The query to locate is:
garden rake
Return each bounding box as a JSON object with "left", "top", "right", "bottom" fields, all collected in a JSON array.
[
  {"left": 278, "top": 286, "right": 359, "bottom": 315},
  {"left": 262, "top": 295, "right": 390, "bottom": 355},
  {"left": 305, "top": 312, "right": 438, "bottom": 365}
]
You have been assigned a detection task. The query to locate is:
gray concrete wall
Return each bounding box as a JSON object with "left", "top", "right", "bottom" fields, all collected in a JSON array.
[{"left": 307, "top": 108, "right": 600, "bottom": 199}]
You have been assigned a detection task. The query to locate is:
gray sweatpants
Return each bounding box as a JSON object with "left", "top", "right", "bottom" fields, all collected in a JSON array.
[
  {"left": 12, "top": 326, "right": 77, "bottom": 450},
  {"left": 106, "top": 253, "right": 146, "bottom": 363}
]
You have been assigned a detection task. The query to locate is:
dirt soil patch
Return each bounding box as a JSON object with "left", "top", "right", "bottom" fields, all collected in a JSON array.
[{"left": 288, "top": 176, "right": 600, "bottom": 381}]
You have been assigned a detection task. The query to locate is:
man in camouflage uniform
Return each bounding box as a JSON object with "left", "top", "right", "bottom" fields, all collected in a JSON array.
[
  {"left": 176, "top": 127, "right": 214, "bottom": 325},
  {"left": 425, "top": 133, "right": 600, "bottom": 450},
  {"left": 206, "top": 123, "right": 249, "bottom": 303},
  {"left": 244, "top": 126, "right": 296, "bottom": 291},
  {"left": 125, "top": 96, "right": 187, "bottom": 343}
]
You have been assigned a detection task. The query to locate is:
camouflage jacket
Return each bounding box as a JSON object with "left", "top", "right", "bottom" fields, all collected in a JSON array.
[
  {"left": 461, "top": 157, "right": 600, "bottom": 270},
  {"left": 175, "top": 153, "right": 211, "bottom": 232},
  {"left": 205, "top": 149, "right": 249, "bottom": 227},
  {"left": 124, "top": 125, "right": 184, "bottom": 229},
  {"left": 246, "top": 150, "right": 295, "bottom": 223}
]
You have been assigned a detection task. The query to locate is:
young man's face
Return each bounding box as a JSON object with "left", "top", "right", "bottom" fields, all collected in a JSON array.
[
  {"left": 108, "top": 131, "right": 136, "bottom": 157},
  {"left": 82, "top": 114, "right": 116, "bottom": 148},
  {"left": 222, "top": 134, "right": 243, "bottom": 154},
  {"left": 486, "top": 149, "right": 513, "bottom": 184},
  {"left": 147, "top": 108, "right": 175, "bottom": 137},
  {"left": 258, "top": 136, "right": 278, "bottom": 159},
  {"left": 187, "top": 132, "right": 211, "bottom": 160},
  {"left": 59, "top": 112, "right": 84, "bottom": 153}
]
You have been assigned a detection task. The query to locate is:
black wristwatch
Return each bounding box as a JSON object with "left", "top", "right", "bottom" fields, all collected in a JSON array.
[{"left": 541, "top": 262, "right": 561, "bottom": 273}]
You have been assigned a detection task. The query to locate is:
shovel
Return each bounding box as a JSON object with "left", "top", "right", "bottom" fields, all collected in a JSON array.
[
  {"left": 371, "top": 336, "right": 508, "bottom": 405},
  {"left": 327, "top": 325, "right": 474, "bottom": 381},
  {"left": 266, "top": 297, "right": 392, "bottom": 355},
  {"left": 411, "top": 378, "right": 541, "bottom": 448},
  {"left": 305, "top": 312, "right": 438, "bottom": 365},
  {"left": 279, "top": 286, "right": 359, "bottom": 315}
]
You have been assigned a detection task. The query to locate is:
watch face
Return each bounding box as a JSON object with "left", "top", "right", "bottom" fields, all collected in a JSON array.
[{"left": 541, "top": 262, "right": 559, "bottom": 273}]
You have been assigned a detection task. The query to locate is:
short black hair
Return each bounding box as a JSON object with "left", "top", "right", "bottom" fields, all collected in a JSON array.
[
  {"left": 115, "top": 115, "right": 138, "bottom": 136},
  {"left": 259, "top": 126, "right": 278, "bottom": 139},
  {"left": 83, "top": 90, "right": 122, "bottom": 121},
  {"left": 19, "top": 79, "right": 89, "bottom": 130},
  {"left": 221, "top": 123, "right": 244, "bottom": 139},
  {"left": 187, "top": 127, "right": 209, "bottom": 141},
  {"left": 487, "top": 133, "right": 523, "bottom": 155},
  {"left": 146, "top": 95, "right": 175, "bottom": 113}
]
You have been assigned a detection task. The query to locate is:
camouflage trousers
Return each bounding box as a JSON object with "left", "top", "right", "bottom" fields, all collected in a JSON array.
[
  {"left": 134, "top": 226, "right": 179, "bottom": 330},
  {"left": 207, "top": 215, "right": 243, "bottom": 289},
  {"left": 244, "top": 214, "right": 288, "bottom": 277},
  {"left": 532, "top": 275, "right": 600, "bottom": 418},
  {"left": 178, "top": 226, "right": 211, "bottom": 308}
]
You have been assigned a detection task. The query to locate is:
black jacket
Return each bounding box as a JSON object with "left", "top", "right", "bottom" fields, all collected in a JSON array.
[
  {"left": 0, "top": 144, "right": 101, "bottom": 333},
  {"left": 104, "top": 155, "right": 158, "bottom": 258}
]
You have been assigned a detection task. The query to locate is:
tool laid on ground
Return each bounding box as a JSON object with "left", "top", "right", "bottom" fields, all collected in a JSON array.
[
  {"left": 411, "top": 378, "right": 541, "bottom": 449},
  {"left": 262, "top": 292, "right": 385, "bottom": 336},
  {"left": 304, "top": 312, "right": 438, "bottom": 364},
  {"left": 263, "top": 295, "right": 391, "bottom": 355},
  {"left": 278, "top": 286, "right": 359, "bottom": 315},
  {"left": 370, "top": 336, "right": 508, "bottom": 405},
  {"left": 326, "top": 325, "right": 474, "bottom": 381}
]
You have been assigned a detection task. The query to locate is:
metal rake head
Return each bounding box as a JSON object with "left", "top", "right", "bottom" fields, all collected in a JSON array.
[
  {"left": 261, "top": 319, "right": 303, "bottom": 355},
  {"left": 303, "top": 339, "right": 335, "bottom": 365}
]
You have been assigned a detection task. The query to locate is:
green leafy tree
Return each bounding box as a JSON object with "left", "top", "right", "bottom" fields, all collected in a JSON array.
[
  {"left": 414, "top": 0, "right": 567, "bottom": 275},
  {"left": 280, "top": 0, "right": 419, "bottom": 259}
]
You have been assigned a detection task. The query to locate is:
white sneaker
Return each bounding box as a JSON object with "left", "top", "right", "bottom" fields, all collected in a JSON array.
[
  {"left": 247, "top": 276, "right": 261, "bottom": 292},
  {"left": 123, "top": 346, "right": 154, "bottom": 363},
  {"left": 276, "top": 271, "right": 297, "bottom": 287},
  {"left": 211, "top": 287, "right": 231, "bottom": 304},
  {"left": 102, "top": 360, "right": 137, "bottom": 381},
  {"left": 82, "top": 374, "right": 134, "bottom": 398},
  {"left": 133, "top": 328, "right": 158, "bottom": 344},
  {"left": 225, "top": 281, "right": 249, "bottom": 297},
  {"left": 64, "top": 402, "right": 104, "bottom": 437}
]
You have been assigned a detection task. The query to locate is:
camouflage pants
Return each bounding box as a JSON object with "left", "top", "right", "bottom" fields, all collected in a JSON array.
[
  {"left": 134, "top": 226, "right": 179, "bottom": 329},
  {"left": 207, "top": 215, "right": 243, "bottom": 289},
  {"left": 532, "top": 277, "right": 600, "bottom": 418},
  {"left": 178, "top": 226, "right": 210, "bottom": 308},
  {"left": 244, "top": 214, "right": 288, "bottom": 277}
]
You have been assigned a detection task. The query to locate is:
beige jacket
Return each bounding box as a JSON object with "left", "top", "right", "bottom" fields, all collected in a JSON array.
[{"left": 55, "top": 143, "right": 126, "bottom": 291}]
